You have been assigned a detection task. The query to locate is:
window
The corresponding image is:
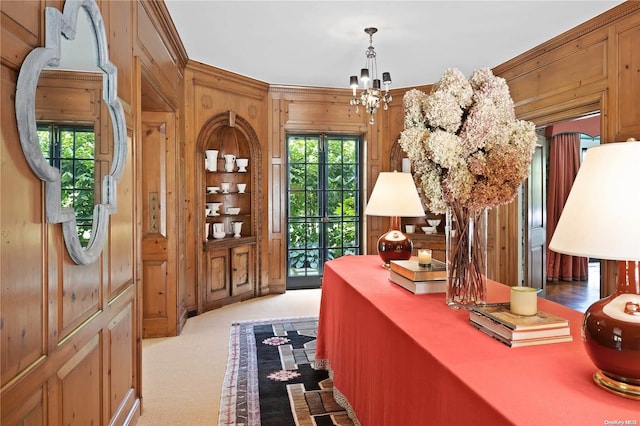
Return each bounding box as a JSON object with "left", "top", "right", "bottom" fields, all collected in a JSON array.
[
  {"left": 286, "top": 134, "right": 362, "bottom": 289},
  {"left": 37, "top": 123, "right": 96, "bottom": 244}
]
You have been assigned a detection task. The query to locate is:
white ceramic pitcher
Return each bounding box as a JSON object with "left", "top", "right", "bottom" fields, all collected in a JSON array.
[{"left": 223, "top": 154, "right": 236, "bottom": 172}]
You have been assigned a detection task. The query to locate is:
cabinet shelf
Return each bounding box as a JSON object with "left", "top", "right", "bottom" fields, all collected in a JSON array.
[
  {"left": 203, "top": 235, "right": 257, "bottom": 251},
  {"left": 205, "top": 170, "right": 249, "bottom": 175},
  {"left": 206, "top": 191, "right": 251, "bottom": 196},
  {"left": 205, "top": 214, "right": 250, "bottom": 220}
]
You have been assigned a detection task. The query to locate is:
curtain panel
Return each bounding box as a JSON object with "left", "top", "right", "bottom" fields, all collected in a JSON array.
[{"left": 546, "top": 133, "right": 588, "bottom": 281}]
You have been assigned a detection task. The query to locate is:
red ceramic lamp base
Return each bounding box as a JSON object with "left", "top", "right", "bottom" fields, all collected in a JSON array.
[
  {"left": 376, "top": 216, "right": 413, "bottom": 268},
  {"left": 583, "top": 261, "right": 640, "bottom": 400}
]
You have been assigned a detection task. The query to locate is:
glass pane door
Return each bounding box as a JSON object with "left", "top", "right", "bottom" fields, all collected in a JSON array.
[{"left": 286, "top": 134, "right": 362, "bottom": 289}]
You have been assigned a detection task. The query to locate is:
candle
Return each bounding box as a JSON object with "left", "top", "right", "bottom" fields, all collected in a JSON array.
[
  {"left": 510, "top": 286, "right": 538, "bottom": 316},
  {"left": 418, "top": 249, "right": 432, "bottom": 267}
]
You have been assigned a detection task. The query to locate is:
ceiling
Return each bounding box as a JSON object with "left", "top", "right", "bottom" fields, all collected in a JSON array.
[{"left": 164, "top": 1, "right": 625, "bottom": 89}]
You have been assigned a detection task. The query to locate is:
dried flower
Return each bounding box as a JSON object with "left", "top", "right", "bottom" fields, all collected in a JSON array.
[{"left": 400, "top": 67, "right": 537, "bottom": 214}]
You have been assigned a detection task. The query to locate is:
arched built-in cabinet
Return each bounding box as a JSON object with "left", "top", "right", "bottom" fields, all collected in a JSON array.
[{"left": 196, "top": 111, "right": 262, "bottom": 312}]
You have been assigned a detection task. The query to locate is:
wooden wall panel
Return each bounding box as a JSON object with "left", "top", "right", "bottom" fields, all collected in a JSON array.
[
  {"left": 2, "top": 387, "right": 44, "bottom": 425},
  {"left": 107, "top": 305, "right": 134, "bottom": 422},
  {"left": 616, "top": 18, "right": 640, "bottom": 138},
  {"left": 142, "top": 260, "right": 168, "bottom": 320},
  {"left": 267, "top": 97, "right": 285, "bottom": 291},
  {"left": 108, "top": 132, "right": 135, "bottom": 299},
  {"left": 135, "top": 2, "right": 182, "bottom": 98},
  {"left": 56, "top": 335, "right": 101, "bottom": 425},
  {"left": 0, "top": 1, "right": 40, "bottom": 71},
  {"left": 59, "top": 263, "right": 101, "bottom": 339},
  {"left": 507, "top": 36, "right": 608, "bottom": 106},
  {"left": 1, "top": 0, "right": 146, "bottom": 423},
  {"left": 1, "top": 67, "right": 45, "bottom": 387},
  {"left": 101, "top": 0, "right": 133, "bottom": 108}
]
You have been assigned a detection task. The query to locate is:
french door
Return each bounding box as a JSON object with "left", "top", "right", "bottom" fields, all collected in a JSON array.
[{"left": 286, "top": 134, "right": 362, "bottom": 289}]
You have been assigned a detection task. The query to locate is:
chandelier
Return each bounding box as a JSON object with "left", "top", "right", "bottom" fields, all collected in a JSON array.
[{"left": 349, "top": 27, "right": 392, "bottom": 124}]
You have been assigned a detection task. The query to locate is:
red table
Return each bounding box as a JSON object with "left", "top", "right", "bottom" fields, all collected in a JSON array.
[{"left": 316, "top": 255, "right": 639, "bottom": 425}]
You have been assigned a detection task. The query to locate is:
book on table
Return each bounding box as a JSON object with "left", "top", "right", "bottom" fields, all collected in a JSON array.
[
  {"left": 469, "top": 321, "right": 573, "bottom": 347},
  {"left": 469, "top": 310, "right": 571, "bottom": 340},
  {"left": 471, "top": 303, "right": 569, "bottom": 331},
  {"left": 389, "top": 257, "right": 447, "bottom": 282},
  {"left": 388, "top": 270, "right": 446, "bottom": 294}
]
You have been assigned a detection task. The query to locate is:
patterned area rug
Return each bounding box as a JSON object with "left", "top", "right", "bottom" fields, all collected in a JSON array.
[{"left": 218, "top": 317, "right": 354, "bottom": 426}]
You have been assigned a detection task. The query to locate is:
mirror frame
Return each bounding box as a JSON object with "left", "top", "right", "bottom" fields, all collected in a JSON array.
[{"left": 15, "top": 0, "right": 126, "bottom": 265}]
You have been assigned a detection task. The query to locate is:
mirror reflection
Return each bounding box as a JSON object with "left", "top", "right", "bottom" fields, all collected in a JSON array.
[
  {"left": 36, "top": 6, "right": 102, "bottom": 246},
  {"left": 15, "top": 0, "right": 127, "bottom": 264}
]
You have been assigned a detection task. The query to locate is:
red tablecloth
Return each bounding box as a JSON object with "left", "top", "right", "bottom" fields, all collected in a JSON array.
[{"left": 316, "top": 255, "right": 639, "bottom": 426}]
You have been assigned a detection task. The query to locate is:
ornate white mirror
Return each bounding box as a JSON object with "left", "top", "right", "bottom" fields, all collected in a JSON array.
[{"left": 15, "top": 0, "right": 126, "bottom": 264}]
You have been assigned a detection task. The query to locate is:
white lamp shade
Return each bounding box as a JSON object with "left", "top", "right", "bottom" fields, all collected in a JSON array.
[
  {"left": 548, "top": 141, "right": 640, "bottom": 261},
  {"left": 364, "top": 171, "right": 426, "bottom": 217}
]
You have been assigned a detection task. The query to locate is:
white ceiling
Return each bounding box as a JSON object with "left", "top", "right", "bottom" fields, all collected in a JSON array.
[{"left": 164, "top": 1, "right": 624, "bottom": 89}]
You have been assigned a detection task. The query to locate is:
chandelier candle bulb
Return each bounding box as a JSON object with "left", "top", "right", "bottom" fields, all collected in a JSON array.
[
  {"left": 418, "top": 249, "right": 432, "bottom": 267},
  {"left": 510, "top": 287, "right": 538, "bottom": 316}
]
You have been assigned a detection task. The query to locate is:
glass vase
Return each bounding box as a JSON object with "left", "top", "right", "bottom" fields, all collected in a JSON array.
[{"left": 445, "top": 205, "right": 488, "bottom": 309}]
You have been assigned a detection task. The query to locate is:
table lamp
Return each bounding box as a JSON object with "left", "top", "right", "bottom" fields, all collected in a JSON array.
[
  {"left": 548, "top": 139, "right": 640, "bottom": 400},
  {"left": 365, "top": 171, "right": 425, "bottom": 267}
]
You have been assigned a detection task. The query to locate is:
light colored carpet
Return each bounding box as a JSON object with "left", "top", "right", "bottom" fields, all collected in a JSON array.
[{"left": 138, "top": 289, "right": 322, "bottom": 426}]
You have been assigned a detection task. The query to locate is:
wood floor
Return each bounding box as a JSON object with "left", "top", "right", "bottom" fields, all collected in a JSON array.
[{"left": 543, "top": 262, "right": 601, "bottom": 313}]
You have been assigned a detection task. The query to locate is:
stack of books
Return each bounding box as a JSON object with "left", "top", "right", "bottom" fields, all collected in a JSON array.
[
  {"left": 388, "top": 258, "right": 447, "bottom": 294},
  {"left": 470, "top": 303, "right": 573, "bottom": 347}
]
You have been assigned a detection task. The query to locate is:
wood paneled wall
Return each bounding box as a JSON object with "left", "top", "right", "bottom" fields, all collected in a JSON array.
[
  {"left": 493, "top": 1, "right": 640, "bottom": 289},
  {"left": 1, "top": 0, "right": 186, "bottom": 423},
  {"left": 134, "top": 0, "right": 188, "bottom": 337},
  {"left": 183, "top": 62, "right": 269, "bottom": 309},
  {"left": 2, "top": 1, "right": 640, "bottom": 423}
]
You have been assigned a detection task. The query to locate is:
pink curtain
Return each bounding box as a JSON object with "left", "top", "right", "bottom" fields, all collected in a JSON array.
[{"left": 546, "top": 133, "right": 588, "bottom": 281}]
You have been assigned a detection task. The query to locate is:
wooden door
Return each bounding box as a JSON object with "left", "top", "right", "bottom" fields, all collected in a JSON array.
[
  {"left": 141, "top": 112, "right": 179, "bottom": 337},
  {"left": 524, "top": 138, "right": 547, "bottom": 290},
  {"left": 231, "top": 244, "right": 254, "bottom": 296},
  {"left": 204, "top": 247, "right": 230, "bottom": 307}
]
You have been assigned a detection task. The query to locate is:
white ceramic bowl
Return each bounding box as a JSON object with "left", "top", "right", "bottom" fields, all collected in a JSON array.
[
  {"left": 427, "top": 219, "right": 441, "bottom": 227},
  {"left": 422, "top": 226, "right": 436, "bottom": 234},
  {"left": 226, "top": 207, "right": 241, "bottom": 215}
]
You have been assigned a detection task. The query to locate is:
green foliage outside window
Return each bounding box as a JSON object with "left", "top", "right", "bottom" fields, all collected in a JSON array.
[
  {"left": 287, "top": 135, "right": 360, "bottom": 274},
  {"left": 38, "top": 125, "right": 95, "bottom": 245}
]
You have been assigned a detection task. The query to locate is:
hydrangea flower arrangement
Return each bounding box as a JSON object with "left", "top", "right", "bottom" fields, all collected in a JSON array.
[
  {"left": 399, "top": 68, "right": 537, "bottom": 215},
  {"left": 399, "top": 68, "right": 537, "bottom": 308}
]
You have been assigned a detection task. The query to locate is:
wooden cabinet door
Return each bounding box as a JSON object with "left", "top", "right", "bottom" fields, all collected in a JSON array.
[
  {"left": 204, "top": 248, "right": 230, "bottom": 307},
  {"left": 231, "top": 244, "right": 254, "bottom": 297}
]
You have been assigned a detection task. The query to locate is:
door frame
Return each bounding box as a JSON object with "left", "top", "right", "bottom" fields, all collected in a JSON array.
[{"left": 285, "top": 133, "right": 364, "bottom": 289}]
